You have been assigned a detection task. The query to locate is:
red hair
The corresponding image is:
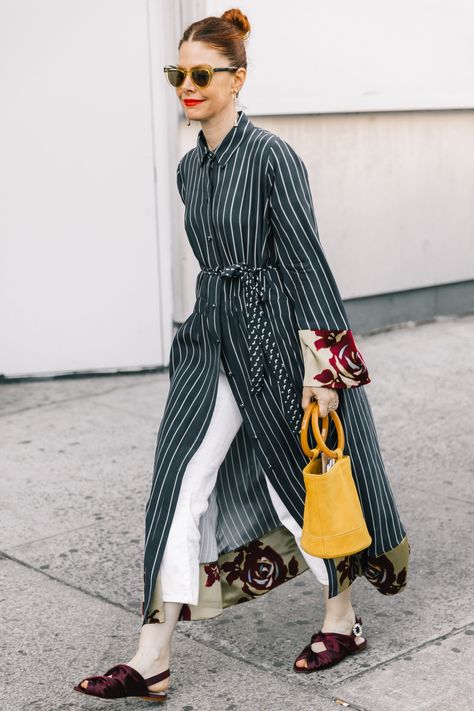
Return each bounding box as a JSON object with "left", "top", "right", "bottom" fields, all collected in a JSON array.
[{"left": 179, "top": 8, "right": 251, "bottom": 70}]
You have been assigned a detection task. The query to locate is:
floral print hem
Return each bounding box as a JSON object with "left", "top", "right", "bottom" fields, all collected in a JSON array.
[
  {"left": 299, "top": 328, "right": 371, "bottom": 389},
  {"left": 142, "top": 526, "right": 410, "bottom": 624}
]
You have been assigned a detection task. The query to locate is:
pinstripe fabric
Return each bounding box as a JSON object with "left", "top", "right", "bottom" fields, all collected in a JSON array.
[{"left": 142, "top": 111, "right": 407, "bottom": 625}]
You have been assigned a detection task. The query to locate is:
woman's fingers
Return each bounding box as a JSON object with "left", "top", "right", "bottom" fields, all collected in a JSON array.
[
  {"left": 301, "top": 386, "right": 339, "bottom": 416},
  {"left": 318, "top": 397, "right": 329, "bottom": 417},
  {"left": 311, "top": 387, "right": 338, "bottom": 417},
  {"left": 319, "top": 390, "right": 332, "bottom": 417}
]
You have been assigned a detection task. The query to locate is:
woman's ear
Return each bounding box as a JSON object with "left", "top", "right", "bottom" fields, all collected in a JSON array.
[{"left": 234, "top": 67, "right": 246, "bottom": 94}]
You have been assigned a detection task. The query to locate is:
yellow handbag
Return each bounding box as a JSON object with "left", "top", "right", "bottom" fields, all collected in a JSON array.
[{"left": 299, "top": 400, "right": 372, "bottom": 558}]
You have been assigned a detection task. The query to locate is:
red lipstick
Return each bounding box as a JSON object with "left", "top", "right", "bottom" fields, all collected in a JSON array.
[{"left": 183, "top": 99, "right": 205, "bottom": 106}]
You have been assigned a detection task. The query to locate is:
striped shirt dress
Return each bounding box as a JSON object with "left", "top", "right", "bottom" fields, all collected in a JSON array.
[{"left": 141, "top": 110, "right": 410, "bottom": 625}]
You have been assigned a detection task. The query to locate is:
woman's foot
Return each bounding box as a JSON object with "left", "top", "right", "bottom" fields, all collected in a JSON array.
[
  {"left": 126, "top": 650, "right": 171, "bottom": 694},
  {"left": 79, "top": 649, "right": 170, "bottom": 694},
  {"left": 78, "top": 602, "right": 182, "bottom": 694},
  {"left": 294, "top": 609, "right": 365, "bottom": 670}
]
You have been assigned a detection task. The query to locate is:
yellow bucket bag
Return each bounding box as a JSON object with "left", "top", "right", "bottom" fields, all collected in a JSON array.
[{"left": 300, "top": 400, "right": 372, "bottom": 558}]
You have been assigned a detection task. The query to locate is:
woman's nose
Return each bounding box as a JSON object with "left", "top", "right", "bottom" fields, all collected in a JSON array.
[{"left": 181, "top": 74, "right": 195, "bottom": 92}]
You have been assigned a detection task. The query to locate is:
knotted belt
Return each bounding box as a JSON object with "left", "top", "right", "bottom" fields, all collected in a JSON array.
[{"left": 200, "top": 263, "right": 302, "bottom": 434}]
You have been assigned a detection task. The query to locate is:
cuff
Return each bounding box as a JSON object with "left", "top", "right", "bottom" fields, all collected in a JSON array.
[{"left": 299, "top": 328, "right": 371, "bottom": 389}]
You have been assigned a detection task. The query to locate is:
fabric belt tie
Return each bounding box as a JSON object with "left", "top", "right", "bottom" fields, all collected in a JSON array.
[{"left": 200, "top": 263, "right": 302, "bottom": 434}]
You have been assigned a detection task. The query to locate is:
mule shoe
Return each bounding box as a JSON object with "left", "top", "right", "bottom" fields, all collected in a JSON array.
[
  {"left": 73, "top": 663, "right": 170, "bottom": 702},
  {"left": 293, "top": 614, "right": 367, "bottom": 673}
]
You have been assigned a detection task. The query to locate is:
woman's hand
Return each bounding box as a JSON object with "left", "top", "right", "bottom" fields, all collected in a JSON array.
[{"left": 301, "top": 386, "right": 339, "bottom": 417}]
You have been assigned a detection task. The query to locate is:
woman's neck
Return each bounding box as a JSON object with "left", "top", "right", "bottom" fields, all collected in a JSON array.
[{"left": 201, "top": 108, "right": 239, "bottom": 152}]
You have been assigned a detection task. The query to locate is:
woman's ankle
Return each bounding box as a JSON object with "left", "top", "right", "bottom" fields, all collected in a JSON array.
[
  {"left": 131, "top": 646, "right": 170, "bottom": 666},
  {"left": 322, "top": 608, "right": 356, "bottom": 630}
]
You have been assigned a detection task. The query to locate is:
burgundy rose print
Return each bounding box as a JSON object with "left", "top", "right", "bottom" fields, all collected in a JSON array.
[
  {"left": 311, "top": 329, "right": 371, "bottom": 388},
  {"left": 204, "top": 563, "right": 220, "bottom": 587},
  {"left": 313, "top": 368, "right": 339, "bottom": 387},
  {"left": 221, "top": 549, "right": 245, "bottom": 586},
  {"left": 145, "top": 608, "right": 161, "bottom": 624},
  {"left": 336, "top": 556, "right": 352, "bottom": 587},
  {"left": 365, "top": 555, "right": 408, "bottom": 595},
  {"left": 221, "top": 540, "right": 300, "bottom": 598},
  {"left": 335, "top": 552, "right": 366, "bottom": 588},
  {"left": 288, "top": 555, "right": 299, "bottom": 577},
  {"left": 179, "top": 604, "right": 192, "bottom": 621},
  {"left": 240, "top": 542, "right": 287, "bottom": 595},
  {"left": 313, "top": 330, "right": 340, "bottom": 350}
]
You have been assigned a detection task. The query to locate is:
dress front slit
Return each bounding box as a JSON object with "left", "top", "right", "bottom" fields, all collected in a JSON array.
[{"left": 156, "top": 360, "right": 328, "bottom": 611}]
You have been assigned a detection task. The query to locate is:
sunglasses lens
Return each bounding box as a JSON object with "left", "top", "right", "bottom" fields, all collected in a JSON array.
[
  {"left": 167, "top": 69, "right": 185, "bottom": 87},
  {"left": 192, "top": 68, "right": 211, "bottom": 87}
]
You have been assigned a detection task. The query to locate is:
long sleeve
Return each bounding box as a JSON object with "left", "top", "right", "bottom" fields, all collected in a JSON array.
[{"left": 267, "top": 137, "right": 370, "bottom": 389}]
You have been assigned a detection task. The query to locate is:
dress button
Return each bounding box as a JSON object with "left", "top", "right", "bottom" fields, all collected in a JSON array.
[
  {"left": 239, "top": 401, "right": 245, "bottom": 408},
  {"left": 212, "top": 303, "right": 216, "bottom": 308},
  {"left": 252, "top": 434, "right": 259, "bottom": 440},
  {"left": 216, "top": 338, "right": 220, "bottom": 343},
  {"left": 227, "top": 371, "right": 233, "bottom": 376},
  {"left": 207, "top": 235, "right": 212, "bottom": 241}
]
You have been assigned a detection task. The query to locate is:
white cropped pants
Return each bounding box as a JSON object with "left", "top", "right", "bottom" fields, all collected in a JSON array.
[{"left": 159, "top": 363, "right": 328, "bottom": 605}]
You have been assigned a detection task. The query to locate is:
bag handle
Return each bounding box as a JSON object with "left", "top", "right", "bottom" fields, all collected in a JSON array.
[
  {"left": 311, "top": 400, "right": 345, "bottom": 459},
  {"left": 300, "top": 401, "right": 329, "bottom": 458},
  {"left": 300, "top": 400, "right": 345, "bottom": 460}
]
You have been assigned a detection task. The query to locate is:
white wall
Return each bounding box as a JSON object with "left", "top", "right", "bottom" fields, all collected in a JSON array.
[
  {"left": 206, "top": 0, "right": 474, "bottom": 114},
  {"left": 0, "top": 0, "right": 173, "bottom": 378}
]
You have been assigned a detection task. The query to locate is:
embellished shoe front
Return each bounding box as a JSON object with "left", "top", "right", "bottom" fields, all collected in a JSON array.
[{"left": 293, "top": 615, "right": 366, "bottom": 673}]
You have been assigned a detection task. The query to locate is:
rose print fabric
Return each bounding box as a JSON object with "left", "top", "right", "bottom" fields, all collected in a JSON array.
[
  {"left": 299, "top": 328, "right": 371, "bottom": 389},
  {"left": 144, "top": 526, "right": 410, "bottom": 623}
]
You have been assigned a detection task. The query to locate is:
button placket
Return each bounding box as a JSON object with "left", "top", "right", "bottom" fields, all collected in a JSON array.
[{"left": 206, "top": 152, "right": 216, "bottom": 201}]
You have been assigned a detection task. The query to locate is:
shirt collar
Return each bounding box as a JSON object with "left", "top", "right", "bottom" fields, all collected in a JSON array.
[{"left": 197, "top": 110, "right": 251, "bottom": 167}]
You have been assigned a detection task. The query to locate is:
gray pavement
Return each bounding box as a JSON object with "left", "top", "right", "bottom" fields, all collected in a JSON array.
[{"left": 1, "top": 313, "right": 473, "bottom": 711}]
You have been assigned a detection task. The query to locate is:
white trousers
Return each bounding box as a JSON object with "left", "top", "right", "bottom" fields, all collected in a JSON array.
[{"left": 159, "top": 363, "right": 329, "bottom": 605}]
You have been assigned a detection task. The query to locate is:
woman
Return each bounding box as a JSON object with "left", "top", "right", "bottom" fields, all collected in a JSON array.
[{"left": 74, "top": 8, "right": 409, "bottom": 703}]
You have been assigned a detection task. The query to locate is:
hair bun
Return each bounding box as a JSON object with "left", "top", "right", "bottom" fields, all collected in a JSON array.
[{"left": 221, "top": 8, "right": 251, "bottom": 40}]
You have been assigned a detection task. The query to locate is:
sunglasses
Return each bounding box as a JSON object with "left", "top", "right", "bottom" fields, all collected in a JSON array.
[{"left": 163, "top": 64, "right": 238, "bottom": 89}]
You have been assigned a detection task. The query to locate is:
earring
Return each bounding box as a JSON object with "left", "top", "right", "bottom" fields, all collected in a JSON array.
[
  {"left": 233, "top": 92, "right": 238, "bottom": 126},
  {"left": 235, "top": 91, "right": 247, "bottom": 113}
]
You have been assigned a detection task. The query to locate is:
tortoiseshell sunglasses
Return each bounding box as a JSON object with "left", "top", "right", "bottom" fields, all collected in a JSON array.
[{"left": 163, "top": 64, "right": 238, "bottom": 88}]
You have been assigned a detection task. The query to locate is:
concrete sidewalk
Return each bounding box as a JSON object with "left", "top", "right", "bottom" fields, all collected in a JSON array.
[{"left": 1, "top": 314, "right": 473, "bottom": 711}]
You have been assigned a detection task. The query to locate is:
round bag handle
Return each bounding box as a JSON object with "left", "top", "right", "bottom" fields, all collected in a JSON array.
[
  {"left": 300, "top": 400, "right": 329, "bottom": 458},
  {"left": 311, "top": 400, "right": 345, "bottom": 459}
]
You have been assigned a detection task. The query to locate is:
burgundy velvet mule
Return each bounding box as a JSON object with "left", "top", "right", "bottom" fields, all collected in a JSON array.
[
  {"left": 73, "top": 663, "right": 170, "bottom": 702},
  {"left": 293, "top": 614, "right": 367, "bottom": 673}
]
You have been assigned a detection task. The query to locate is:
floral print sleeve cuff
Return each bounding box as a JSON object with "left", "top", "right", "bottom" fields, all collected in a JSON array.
[{"left": 298, "top": 329, "right": 372, "bottom": 389}]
